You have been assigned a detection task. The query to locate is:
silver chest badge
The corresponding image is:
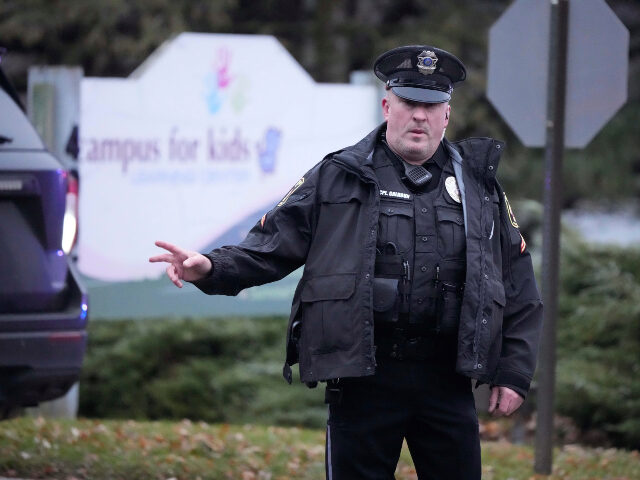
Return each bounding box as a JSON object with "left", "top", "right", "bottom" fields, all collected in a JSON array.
[
  {"left": 445, "top": 176, "right": 461, "bottom": 203},
  {"left": 417, "top": 50, "right": 438, "bottom": 75}
]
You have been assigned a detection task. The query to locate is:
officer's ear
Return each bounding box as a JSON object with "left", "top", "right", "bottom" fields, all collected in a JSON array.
[{"left": 382, "top": 95, "right": 391, "bottom": 120}]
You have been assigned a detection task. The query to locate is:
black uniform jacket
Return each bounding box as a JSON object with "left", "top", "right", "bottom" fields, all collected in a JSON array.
[{"left": 194, "top": 124, "right": 543, "bottom": 397}]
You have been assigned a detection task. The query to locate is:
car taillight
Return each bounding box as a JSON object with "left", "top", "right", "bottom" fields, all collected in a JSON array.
[{"left": 62, "top": 173, "right": 78, "bottom": 254}]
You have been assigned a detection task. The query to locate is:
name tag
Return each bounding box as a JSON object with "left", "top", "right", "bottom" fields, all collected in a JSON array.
[{"left": 380, "top": 189, "right": 411, "bottom": 200}]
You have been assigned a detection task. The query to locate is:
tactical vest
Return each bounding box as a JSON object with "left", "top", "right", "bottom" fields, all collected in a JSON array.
[{"left": 372, "top": 141, "right": 466, "bottom": 337}]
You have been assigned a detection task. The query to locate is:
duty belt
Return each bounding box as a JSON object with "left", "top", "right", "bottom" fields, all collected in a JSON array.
[{"left": 375, "top": 328, "right": 457, "bottom": 362}]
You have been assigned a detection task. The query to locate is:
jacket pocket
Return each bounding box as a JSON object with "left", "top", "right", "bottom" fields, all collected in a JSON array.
[
  {"left": 493, "top": 280, "right": 506, "bottom": 308},
  {"left": 377, "top": 202, "right": 414, "bottom": 254},
  {"left": 300, "top": 273, "right": 357, "bottom": 354},
  {"left": 436, "top": 206, "right": 466, "bottom": 258},
  {"left": 479, "top": 280, "right": 506, "bottom": 364},
  {"left": 486, "top": 280, "right": 506, "bottom": 326},
  {"left": 487, "top": 280, "right": 506, "bottom": 364}
]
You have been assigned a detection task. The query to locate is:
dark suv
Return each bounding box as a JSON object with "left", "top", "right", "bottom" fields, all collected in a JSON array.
[{"left": 0, "top": 64, "right": 88, "bottom": 416}]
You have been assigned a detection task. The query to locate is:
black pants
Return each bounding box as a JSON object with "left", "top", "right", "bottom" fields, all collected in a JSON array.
[{"left": 325, "top": 357, "right": 481, "bottom": 480}]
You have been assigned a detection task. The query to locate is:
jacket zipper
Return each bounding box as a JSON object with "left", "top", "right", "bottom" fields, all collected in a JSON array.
[
  {"left": 472, "top": 140, "right": 499, "bottom": 367},
  {"left": 332, "top": 156, "right": 379, "bottom": 371}
]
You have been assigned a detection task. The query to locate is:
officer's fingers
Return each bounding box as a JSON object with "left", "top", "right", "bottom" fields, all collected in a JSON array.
[
  {"left": 166, "top": 264, "right": 183, "bottom": 288},
  {"left": 505, "top": 395, "right": 524, "bottom": 416},
  {"left": 488, "top": 387, "right": 500, "bottom": 413},
  {"left": 165, "top": 264, "right": 177, "bottom": 283},
  {"left": 155, "top": 240, "right": 187, "bottom": 258},
  {"left": 149, "top": 253, "right": 175, "bottom": 264},
  {"left": 495, "top": 388, "right": 523, "bottom": 416},
  {"left": 498, "top": 397, "right": 512, "bottom": 416}
]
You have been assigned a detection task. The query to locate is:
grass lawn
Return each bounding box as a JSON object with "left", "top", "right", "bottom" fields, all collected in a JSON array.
[{"left": 0, "top": 417, "right": 638, "bottom": 479}]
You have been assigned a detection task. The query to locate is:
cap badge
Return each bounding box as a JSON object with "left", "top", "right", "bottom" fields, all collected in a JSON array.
[
  {"left": 445, "top": 176, "right": 461, "bottom": 203},
  {"left": 417, "top": 50, "right": 438, "bottom": 75}
]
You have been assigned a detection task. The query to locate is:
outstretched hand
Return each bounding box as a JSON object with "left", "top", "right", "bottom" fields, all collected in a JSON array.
[
  {"left": 148, "top": 240, "right": 212, "bottom": 288},
  {"left": 488, "top": 386, "right": 524, "bottom": 417}
]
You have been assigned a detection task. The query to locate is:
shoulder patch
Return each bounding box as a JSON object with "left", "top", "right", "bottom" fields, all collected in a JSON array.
[
  {"left": 277, "top": 177, "right": 305, "bottom": 208},
  {"left": 504, "top": 192, "right": 519, "bottom": 229}
]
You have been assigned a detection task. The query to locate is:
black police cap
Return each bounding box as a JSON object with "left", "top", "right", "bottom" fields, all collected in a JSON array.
[{"left": 374, "top": 45, "right": 466, "bottom": 103}]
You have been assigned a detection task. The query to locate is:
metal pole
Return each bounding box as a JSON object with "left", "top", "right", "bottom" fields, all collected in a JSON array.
[{"left": 534, "top": 0, "right": 569, "bottom": 474}]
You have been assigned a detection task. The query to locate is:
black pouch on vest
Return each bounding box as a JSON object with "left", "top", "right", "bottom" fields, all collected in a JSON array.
[
  {"left": 437, "top": 283, "right": 463, "bottom": 335},
  {"left": 373, "top": 277, "right": 399, "bottom": 323}
]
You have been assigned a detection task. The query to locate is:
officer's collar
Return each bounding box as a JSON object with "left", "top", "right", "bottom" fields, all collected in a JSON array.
[{"left": 429, "top": 142, "right": 448, "bottom": 170}]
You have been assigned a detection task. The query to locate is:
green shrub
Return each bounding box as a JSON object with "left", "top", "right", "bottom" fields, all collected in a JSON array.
[
  {"left": 79, "top": 316, "right": 326, "bottom": 427},
  {"left": 511, "top": 199, "right": 640, "bottom": 449},
  {"left": 555, "top": 239, "right": 640, "bottom": 449}
]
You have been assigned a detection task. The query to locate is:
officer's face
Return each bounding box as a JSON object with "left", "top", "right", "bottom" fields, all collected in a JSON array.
[{"left": 382, "top": 91, "right": 450, "bottom": 165}]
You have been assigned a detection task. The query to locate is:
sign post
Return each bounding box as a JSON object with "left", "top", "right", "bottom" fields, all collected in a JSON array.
[
  {"left": 488, "top": 0, "right": 629, "bottom": 474},
  {"left": 536, "top": 0, "right": 569, "bottom": 473}
]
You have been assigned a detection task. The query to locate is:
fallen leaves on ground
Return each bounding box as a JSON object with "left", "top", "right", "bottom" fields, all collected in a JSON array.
[{"left": 0, "top": 417, "right": 638, "bottom": 479}]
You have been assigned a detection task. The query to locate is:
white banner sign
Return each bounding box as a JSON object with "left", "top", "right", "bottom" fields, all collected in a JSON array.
[{"left": 79, "top": 33, "right": 378, "bottom": 281}]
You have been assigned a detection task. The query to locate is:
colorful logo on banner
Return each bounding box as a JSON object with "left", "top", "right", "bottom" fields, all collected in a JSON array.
[
  {"left": 205, "top": 47, "right": 248, "bottom": 114},
  {"left": 257, "top": 127, "right": 282, "bottom": 174}
]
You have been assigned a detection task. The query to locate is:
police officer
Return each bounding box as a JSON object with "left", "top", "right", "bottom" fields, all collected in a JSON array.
[{"left": 150, "top": 45, "right": 543, "bottom": 480}]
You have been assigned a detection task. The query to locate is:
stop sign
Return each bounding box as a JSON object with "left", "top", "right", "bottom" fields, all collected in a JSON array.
[{"left": 487, "top": 0, "right": 629, "bottom": 148}]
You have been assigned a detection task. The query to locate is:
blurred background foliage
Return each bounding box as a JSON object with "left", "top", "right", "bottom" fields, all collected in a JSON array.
[
  {"left": 79, "top": 316, "right": 327, "bottom": 427},
  {"left": 1, "top": 0, "right": 638, "bottom": 204},
  {"left": 555, "top": 239, "right": 640, "bottom": 449}
]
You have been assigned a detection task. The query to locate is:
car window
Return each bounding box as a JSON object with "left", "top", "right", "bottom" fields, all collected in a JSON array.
[{"left": 0, "top": 89, "right": 45, "bottom": 150}]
